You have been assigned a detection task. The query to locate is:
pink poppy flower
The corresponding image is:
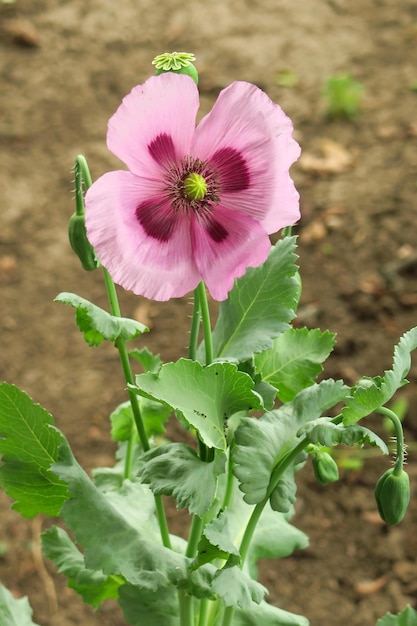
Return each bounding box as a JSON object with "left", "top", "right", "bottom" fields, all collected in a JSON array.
[{"left": 85, "top": 73, "right": 300, "bottom": 301}]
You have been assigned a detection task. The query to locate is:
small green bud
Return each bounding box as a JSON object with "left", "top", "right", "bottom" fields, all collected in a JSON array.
[
  {"left": 312, "top": 451, "right": 339, "bottom": 485},
  {"left": 68, "top": 213, "right": 98, "bottom": 271},
  {"left": 374, "top": 467, "right": 410, "bottom": 525},
  {"left": 152, "top": 52, "right": 199, "bottom": 85}
]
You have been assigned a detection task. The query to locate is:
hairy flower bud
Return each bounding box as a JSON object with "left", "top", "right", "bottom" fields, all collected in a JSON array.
[
  {"left": 374, "top": 468, "right": 410, "bottom": 525},
  {"left": 68, "top": 213, "right": 98, "bottom": 271},
  {"left": 312, "top": 451, "right": 339, "bottom": 485}
]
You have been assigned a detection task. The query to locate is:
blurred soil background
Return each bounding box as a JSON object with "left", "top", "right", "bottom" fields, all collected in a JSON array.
[{"left": 1, "top": 1, "right": 417, "bottom": 625}]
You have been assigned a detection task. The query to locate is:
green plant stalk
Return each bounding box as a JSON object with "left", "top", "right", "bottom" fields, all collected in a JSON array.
[
  {"left": 102, "top": 267, "right": 172, "bottom": 549},
  {"left": 197, "top": 598, "right": 211, "bottom": 626},
  {"left": 75, "top": 156, "right": 171, "bottom": 549},
  {"left": 221, "top": 446, "right": 235, "bottom": 510},
  {"left": 196, "top": 281, "right": 213, "bottom": 365},
  {"left": 74, "top": 154, "right": 92, "bottom": 216},
  {"left": 188, "top": 288, "right": 201, "bottom": 361},
  {"left": 376, "top": 406, "right": 405, "bottom": 474},
  {"left": 178, "top": 589, "right": 194, "bottom": 626},
  {"left": 183, "top": 282, "right": 215, "bottom": 625},
  {"left": 221, "top": 438, "right": 308, "bottom": 626}
]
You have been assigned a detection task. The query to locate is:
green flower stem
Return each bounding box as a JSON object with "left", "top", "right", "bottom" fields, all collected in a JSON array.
[
  {"left": 240, "top": 439, "right": 307, "bottom": 562},
  {"left": 196, "top": 281, "right": 213, "bottom": 365},
  {"left": 185, "top": 515, "right": 204, "bottom": 558},
  {"left": 221, "top": 446, "right": 235, "bottom": 510},
  {"left": 102, "top": 269, "right": 148, "bottom": 450},
  {"left": 197, "top": 599, "right": 211, "bottom": 626},
  {"left": 196, "top": 282, "right": 214, "bottom": 462},
  {"left": 183, "top": 282, "right": 214, "bottom": 624},
  {"left": 376, "top": 407, "right": 405, "bottom": 474},
  {"left": 74, "top": 154, "right": 92, "bottom": 216},
  {"left": 178, "top": 589, "right": 194, "bottom": 626},
  {"left": 74, "top": 155, "right": 171, "bottom": 548},
  {"left": 101, "top": 267, "right": 172, "bottom": 549},
  {"left": 188, "top": 288, "right": 201, "bottom": 362}
]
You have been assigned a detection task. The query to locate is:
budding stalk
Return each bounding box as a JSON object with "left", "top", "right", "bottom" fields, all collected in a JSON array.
[{"left": 374, "top": 406, "right": 410, "bottom": 525}]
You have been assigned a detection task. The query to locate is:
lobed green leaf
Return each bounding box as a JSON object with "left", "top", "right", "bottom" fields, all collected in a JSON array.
[
  {"left": 139, "top": 443, "right": 226, "bottom": 516},
  {"left": 0, "top": 581, "right": 41, "bottom": 626},
  {"left": 41, "top": 526, "right": 122, "bottom": 608},
  {"left": 254, "top": 327, "right": 336, "bottom": 402},
  {"left": 51, "top": 442, "right": 216, "bottom": 600},
  {"left": 233, "top": 380, "right": 349, "bottom": 505},
  {"left": 117, "top": 583, "right": 179, "bottom": 626},
  {"left": 195, "top": 509, "right": 241, "bottom": 567},
  {"left": 133, "top": 359, "right": 263, "bottom": 450},
  {"left": 51, "top": 441, "right": 190, "bottom": 591},
  {"left": 129, "top": 347, "right": 162, "bottom": 373},
  {"left": 376, "top": 605, "right": 417, "bottom": 626},
  {"left": 212, "top": 564, "right": 267, "bottom": 609},
  {"left": 55, "top": 292, "right": 148, "bottom": 347},
  {"left": 110, "top": 399, "right": 170, "bottom": 442},
  {"left": 0, "top": 383, "right": 70, "bottom": 518},
  {"left": 205, "top": 236, "right": 300, "bottom": 362},
  {"left": 300, "top": 419, "right": 388, "bottom": 454},
  {"left": 342, "top": 327, "right": 417, "bottom": 425},
  {"left": 234, "top": 601, "right": 309, "bottom": 626},
  {"left": 197, "top": 485, "right": 308, "bottom": 577}
]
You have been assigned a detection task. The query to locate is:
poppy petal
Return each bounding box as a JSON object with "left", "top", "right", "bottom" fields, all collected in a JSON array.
[
  {"left": 191, "top": 205, "right": 271, "bottom": 301},
  {"left": 85, "top": 170, "right": 201, "bottom": 300}
]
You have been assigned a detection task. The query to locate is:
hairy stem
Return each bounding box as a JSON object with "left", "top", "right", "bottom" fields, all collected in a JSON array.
[
  {"left": 376, "top": 406, "right": 406, "bottom": 474},
  {"left": 189, "top": 288, "right": 201, "bottom": 362},
  {"left": 196, "top": 281, "right": 213, "bottom": 365}
]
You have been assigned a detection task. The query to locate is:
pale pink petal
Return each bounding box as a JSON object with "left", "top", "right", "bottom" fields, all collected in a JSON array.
[
  {"left": 85, "top": 171, "right": 201, "bottom": 301},
  {"left": 192, "top": 81, "right": 300, "bottom": 233},
  {"left": 107, "top": 73, "right": 200, "bottom": 178},
  {"left": 191, "top": 206, "right": 271, "bottom": 301}
]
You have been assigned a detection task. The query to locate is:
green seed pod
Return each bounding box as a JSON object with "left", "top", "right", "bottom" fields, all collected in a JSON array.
[
  {"left": 374, "top": 468, "right": 410, "bottom": 525},
  {"left": 155, "top": 63, "right": 199, "bottom": 85},
  {"left": 312, "top": 451, "right": 339, "bottom": 485},
  {"left": 152, "top": 52, "right": 199, "bottom": 85},
  {"left": 68, "top": 213, "right": 98, "bottom": 271}
]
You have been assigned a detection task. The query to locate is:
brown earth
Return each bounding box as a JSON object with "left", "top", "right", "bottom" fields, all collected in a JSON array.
[{"left": 1, "top": 1, "right": 417, "bottom": 625}]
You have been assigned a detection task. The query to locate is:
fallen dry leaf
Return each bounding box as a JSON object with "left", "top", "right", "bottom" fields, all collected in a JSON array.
[
  {"left": 133, "top": 301, "right": 158, "bottom": 329},
  {"left": 2, "top": 19, "right": 40, "bottom": 47},
  {"left": 299, "top": 139, "right": 355, "bottom": 175},
  {"left": 354, "top": 575, "right": 387, "bottom": 596},
  {"left": 299, "top": 219, "right": 327, "bottom": 243}
]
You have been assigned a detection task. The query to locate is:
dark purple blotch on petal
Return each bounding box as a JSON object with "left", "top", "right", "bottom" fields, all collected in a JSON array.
[
  {"left": 148, "top": 133, "right": 177, "bottom": 167},
  {"left": 206, "top": 217, "right": 229, "bottom": 243},
  {"left": 209, "top": 147, "right": 250, "bottom": 192},
  {"left": 136, "top": 198, "right": 177, "bottom": 242}
]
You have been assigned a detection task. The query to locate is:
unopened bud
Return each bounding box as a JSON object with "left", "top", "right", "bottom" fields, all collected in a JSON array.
[
  {"left": 312, "top": 451, "right": 339, "bottom": 485},
  {"left": 374, "top": 468, "right": 410, "bottom": 525},
  {"left": 68, "top": 213, "right": 98, "bottom": 271}
]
